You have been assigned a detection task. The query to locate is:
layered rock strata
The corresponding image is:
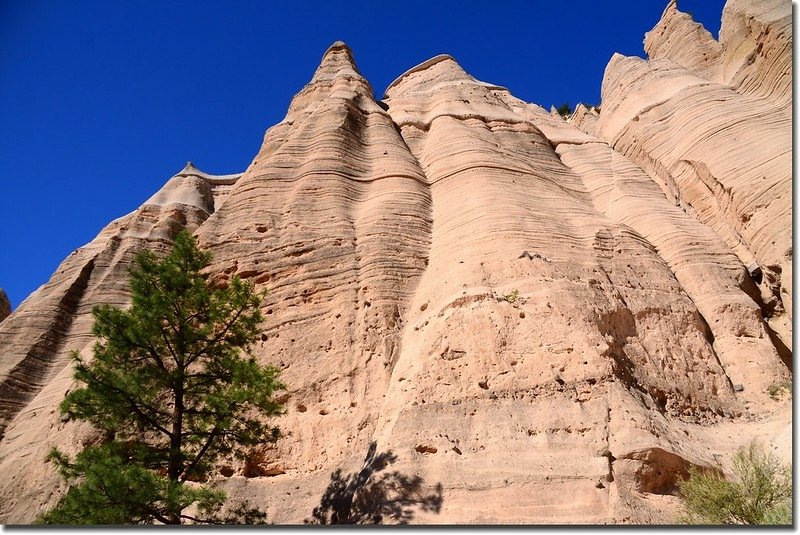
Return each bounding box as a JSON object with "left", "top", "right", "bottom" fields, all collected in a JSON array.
[
  {"left": 604, "top": 0, "right": 792, "bottom": 349},
  {"left": 0, "top": 1, "right": 791, "bottom": 525}
]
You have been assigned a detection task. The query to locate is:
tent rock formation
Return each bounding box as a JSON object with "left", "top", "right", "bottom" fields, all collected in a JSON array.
[{"left": 0, "top": 0, "right": 791, "bottom": 524}]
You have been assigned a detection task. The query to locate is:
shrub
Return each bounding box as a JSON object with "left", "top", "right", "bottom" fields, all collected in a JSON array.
[
  {"left": 678, "top": 443, "right": 792, "bottom": 525},
  {"left": 556, "top": 103, "right": 573, "bottom": 118},
  {"left": 768, "top": 381, "right": 792, "bottom": 401}
]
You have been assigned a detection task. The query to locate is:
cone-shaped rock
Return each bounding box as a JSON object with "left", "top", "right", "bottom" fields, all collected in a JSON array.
[
  {"left": 0, "top": 2, "right": 791, "bottom": 524},
  {"left": 189, "top": 42, "right": 433, "bottom": 510}
]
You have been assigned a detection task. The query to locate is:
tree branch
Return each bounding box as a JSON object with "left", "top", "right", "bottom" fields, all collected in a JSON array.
[
  {"left": 179, "top": 426, "right": 220, "bottom": 483},
  {"left": 179, "top": 513, "right": 222, "bottom": 525},
  {"left": 151, "top": 511, "right": 172, "bottom": 525},
  {"left": 161, "top": 328, "right": 181, "bottom": 369},
  {"left": 186, "top": 302, "right": 249, "bottom": 367},
  {"left": 81, "top": 367, "right": 173, "bottom": 438}
]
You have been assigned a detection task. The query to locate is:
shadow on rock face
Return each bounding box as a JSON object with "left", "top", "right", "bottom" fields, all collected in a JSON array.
[{"left": 305, "top": 441, "right": 444, "bottom": 525}]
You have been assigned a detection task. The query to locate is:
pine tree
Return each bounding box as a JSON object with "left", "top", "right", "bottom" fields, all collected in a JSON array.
[{"left": 38, "top": 231, "right": 284, "bottom": 525}]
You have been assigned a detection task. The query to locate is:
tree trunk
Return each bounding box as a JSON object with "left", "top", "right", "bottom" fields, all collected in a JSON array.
[{"left": 167, "top": 380, "right": 184, "bottom": 524}]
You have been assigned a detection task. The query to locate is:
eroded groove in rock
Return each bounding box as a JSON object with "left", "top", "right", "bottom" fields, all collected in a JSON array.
[
  {"left": 0, "top": 258, "right": 95, "bottom": 440},
  {"left": 541, "top": 52, "right": 792, "bottom": 402},
  {"left": 599, "top": 1, "right": 793, "bottom": 348},
  {"left": 532, "top": 90, "right": 790, "bottom": 397},
  {"left": 550, "top": 138, "right": 787, "bottom": 405}
]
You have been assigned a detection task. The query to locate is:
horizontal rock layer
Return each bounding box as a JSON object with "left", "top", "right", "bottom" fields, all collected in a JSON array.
[{"left": 0, "top": 1, "right": 791, "bottom": 525}]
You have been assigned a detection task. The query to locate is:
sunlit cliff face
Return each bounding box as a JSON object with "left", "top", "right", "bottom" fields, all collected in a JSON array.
[{"left": 0, "top": 0, "right": 791, "bottom": 524}]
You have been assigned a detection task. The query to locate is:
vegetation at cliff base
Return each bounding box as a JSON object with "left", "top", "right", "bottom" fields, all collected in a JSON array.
[
  {"left": 38, "top": 231, "right": 284, "bottom": 525},
  {"left": 678, "top": 443, "right": 792, "bottom": 525}
]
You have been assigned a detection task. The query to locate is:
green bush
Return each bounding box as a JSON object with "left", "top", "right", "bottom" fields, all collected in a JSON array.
[
  {"left": 762, "top": 501, "right": 792, "bottom": 525},
  {"left": 768, "top": 381, "right": 792, "bottom": 401},
  {"left": 678, "top": 443, "right": 792, "bottom": 525}
]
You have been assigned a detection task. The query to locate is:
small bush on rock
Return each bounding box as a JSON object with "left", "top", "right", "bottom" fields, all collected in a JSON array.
[
  {"left": 768, "top": 381, "right": 792, "bottom": 401},
  {"left": 678, "top": 443, "right": 791, "bottom": 525}
]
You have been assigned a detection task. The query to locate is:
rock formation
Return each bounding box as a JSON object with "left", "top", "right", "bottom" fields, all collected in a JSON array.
[
  {"left": 0, "top": 1, "right": 791, "bottom": 525},
  {"left": 0, "top": 290, "right": 10, "bottom": 323}
]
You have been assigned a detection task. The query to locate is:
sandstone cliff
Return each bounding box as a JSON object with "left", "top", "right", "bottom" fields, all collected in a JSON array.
[
  {"left": 0, "top": 1, "right": 791, "bottom": 524},
  {"left": 0, "top": 290, "right": 10, "bottom": 323}
]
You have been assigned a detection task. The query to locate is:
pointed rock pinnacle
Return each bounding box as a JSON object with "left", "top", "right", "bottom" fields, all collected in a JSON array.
[{"left": 311, "top": 40, "right": 366, "bottom": 84}]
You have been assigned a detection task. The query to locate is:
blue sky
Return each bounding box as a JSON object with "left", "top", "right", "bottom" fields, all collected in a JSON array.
[{"left": 1, "top": 0, "right": 726, "bottom": 309}]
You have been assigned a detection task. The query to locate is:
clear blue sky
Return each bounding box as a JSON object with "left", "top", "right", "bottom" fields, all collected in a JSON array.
[{"left": 1, "top": 0, "right": 725, "bottom": 309}]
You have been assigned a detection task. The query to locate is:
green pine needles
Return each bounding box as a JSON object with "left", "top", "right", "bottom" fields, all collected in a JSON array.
[{"left": 38, "top": 231, "right": 284, "bottom": 525}]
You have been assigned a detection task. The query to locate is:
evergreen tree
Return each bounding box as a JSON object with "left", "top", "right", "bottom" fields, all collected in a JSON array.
[{"left": 38, "top": 231, "right": 283, "bottom": 525}]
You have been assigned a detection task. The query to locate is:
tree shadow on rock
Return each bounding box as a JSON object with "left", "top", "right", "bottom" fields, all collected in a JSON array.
[{"left": 305, "top": 442, "right": 443, "bottom": 525}]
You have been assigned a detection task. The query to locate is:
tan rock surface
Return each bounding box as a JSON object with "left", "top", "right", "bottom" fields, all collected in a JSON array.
[
  {"left": 596, "top": 2, "right": 792, "bottom": 347},
  {"left": 0, "top": 1, "right": 791, "bottom": 525}
]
